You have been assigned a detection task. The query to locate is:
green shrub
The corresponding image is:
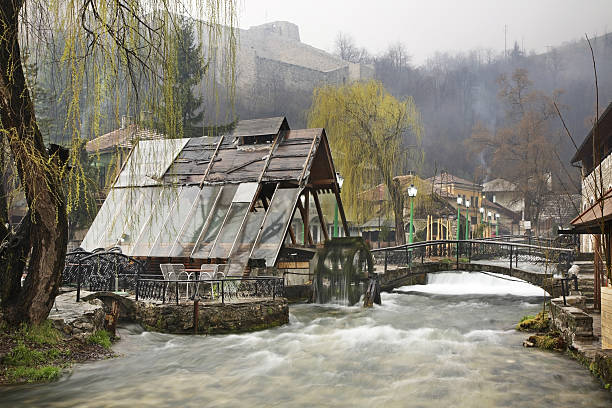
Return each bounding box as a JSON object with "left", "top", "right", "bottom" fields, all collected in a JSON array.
[
  {"left": 7, "top": 365, "right": 61, "bottom": 383},
  {"left": 87, "top": 330, "right": 112, "bottom": 349}
]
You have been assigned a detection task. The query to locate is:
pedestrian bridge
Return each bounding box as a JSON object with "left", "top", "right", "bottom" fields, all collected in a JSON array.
[{"left": 370, "top": 237, "right": 575, "bottom": 296}]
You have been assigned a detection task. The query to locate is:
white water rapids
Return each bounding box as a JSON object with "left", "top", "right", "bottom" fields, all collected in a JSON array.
[{"left": 1, "top": 271, "right": 609, "bottom": 407}]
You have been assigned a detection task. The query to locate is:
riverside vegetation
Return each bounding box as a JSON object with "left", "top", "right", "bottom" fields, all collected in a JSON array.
[
  {"left": 517, "top": 310, "right": 565, "bottom": 351},
  {"left": 0, "top": 321, "right": 114, "bottom": 384}
]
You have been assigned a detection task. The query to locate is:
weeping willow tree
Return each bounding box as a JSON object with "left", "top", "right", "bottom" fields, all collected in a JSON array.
[
  {"left": 308, "top": 80, "right": 423, "bottom": 244},
  {"left": 0, "top": 0, "right": 237, "bottom": 325}
]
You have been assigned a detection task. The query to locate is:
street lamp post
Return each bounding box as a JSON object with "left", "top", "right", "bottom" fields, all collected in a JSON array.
[
  {"left": 479, "top": 207, "right": 484, "bottom": 238},
  {"left": 495, "top": 213, "right": 500, "bottom": 237},
  {"left": 456, "top": 196, "right": 462, "bottom": 241},
  {"left": 487, "top": 211, "right": 492, "bottom": 238},
  {"left": 465, "top": 200, "right": 471, "bottom": 240},
  {"left": 407, "top": 184, "right": 417, "bottom": 244},
  {"left": 333, "top": 173, "right": 344, "bottom": 238}
]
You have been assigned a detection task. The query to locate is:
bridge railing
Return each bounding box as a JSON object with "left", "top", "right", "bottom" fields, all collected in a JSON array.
[{"left": 370, "top": 239, "right": 575, "bottom": 275}]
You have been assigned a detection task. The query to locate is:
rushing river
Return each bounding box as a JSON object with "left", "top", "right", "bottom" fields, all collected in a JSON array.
[{"left": 2, "top": 272, "right": 612, "bottom": 407}]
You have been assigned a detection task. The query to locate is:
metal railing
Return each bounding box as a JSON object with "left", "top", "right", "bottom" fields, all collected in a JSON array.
[
  {"left": 370, "top": 239, "right": 575, "bottom": 275},
  {"left": 63, "top": 249, "right": 146, "bottom": 300},
  {"left": 134, "top": 276, "right": 284, "bottom": 305}
]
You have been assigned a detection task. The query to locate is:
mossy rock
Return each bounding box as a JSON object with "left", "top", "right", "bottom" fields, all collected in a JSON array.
[
  {"left": 517, "top": 312, "right": 549, "bottom": 332},
  {"left": 527, "top": 331, "right": 565, "bottom": 351}
]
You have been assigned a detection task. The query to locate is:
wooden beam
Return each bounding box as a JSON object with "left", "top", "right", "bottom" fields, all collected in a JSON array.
[
  {"left": 304, "top": 190, "right": 310, "bottom": 244},
  {"left": 312, "top": 190, "right": 329, "bottom": 242},
  {"left": 309, "top": 178, "right": 336, "bottom": 186},
  {"left": 296, "top": 197, "right": 314, "bottom": 246},
  {"left": 288, "top": 225, "right": 297, "bottom": 245},
  {"left": 334, "top": 184, "right": 350, "bottom": 237}
]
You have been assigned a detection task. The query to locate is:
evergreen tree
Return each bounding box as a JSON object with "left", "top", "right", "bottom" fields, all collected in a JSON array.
[{"left": 174, "top": 17, "right": 207, "bottom": 137}]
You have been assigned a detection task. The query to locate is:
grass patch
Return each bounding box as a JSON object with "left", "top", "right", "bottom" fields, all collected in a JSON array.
[
  {"left": 87, "top": 330, "right": 112, "bottom": 349},
  {"left": 3, "top": 342, "right": 45, "bottom": 366},
  {"left": 1, "top": 320, "right": 115, "bottom": 385},
  {"left": 7, "top": 365, "right": 61, "bottom": 383},
  {"left": 517, "top": 311, "right": 549, "bottom": 332},
  {"left": 20, "top": 321, "right": 61, "bottom": 345}
]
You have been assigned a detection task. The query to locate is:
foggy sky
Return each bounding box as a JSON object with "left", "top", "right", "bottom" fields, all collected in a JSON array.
[{"left": 239, "top": 0, "right": 612, "bottom": 64}]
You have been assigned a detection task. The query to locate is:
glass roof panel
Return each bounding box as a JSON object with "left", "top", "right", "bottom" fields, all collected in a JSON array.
[
  {"left": 80, "top": 188, "right": 128, "bottom": 251},
  {"left": 190, "top": 184, "right": 238, "bottom": 259},
  {"left": 208, "top": 202, "right": 251, "bottom": 259},
  {"left": 98, "top": 188, "right": 144, "bottom": 249},
  {"left": 114, "top": 138, "right": 189, "bottom": 187},
  {"left": 169, "top": 186, "right": 222, "bottom": 258},
  {"left": 226, "top": 209, "right": 266, "bottom": 275},
  {"left": 149, "top": 186, "right": 201, "bottom": 257},
  {"left": 118, "top": 186, "right": 164, "bottom": 254},
  {"left": 233, "top": 182, "right": 258, "bottom": 202},
  {"left": 131, "top": 186, "right": 182, "bottom": 256},
  {"left": 250, "top": 187, "right": 301, "bottom": 266}
]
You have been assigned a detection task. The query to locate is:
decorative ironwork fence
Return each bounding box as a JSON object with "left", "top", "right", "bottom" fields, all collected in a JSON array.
[
  {"left": 135, "top": 277, "right": 284, "bottom": 305},
  {"left": 370, "top": 238, "right": 575, "bottom": 275},
  {"left": 63, "top": 249, "right": 146, "bottom": 297}
]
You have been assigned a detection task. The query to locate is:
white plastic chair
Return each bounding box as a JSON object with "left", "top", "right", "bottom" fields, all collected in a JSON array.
[{"left": 160, "top": 264, "right": 171, "bottom": 280}]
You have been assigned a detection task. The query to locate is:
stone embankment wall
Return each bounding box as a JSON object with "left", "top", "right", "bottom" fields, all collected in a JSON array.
[
  {"left": 549, "top": 297, "right": 592, "bottom": 344},
  {"left": 137, "top": 300, "right": 288, "bottom": 334},
  {"left": 83, "top": 292, "right": 288, "bottom": 335}
]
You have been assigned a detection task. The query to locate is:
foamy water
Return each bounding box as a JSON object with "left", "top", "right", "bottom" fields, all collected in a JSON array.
[
  {"left": 398, "top": 271, "right": 549, "bottom": 297},
  {"left": 1, "top": 272, "right": 609, "bottom": 407}
]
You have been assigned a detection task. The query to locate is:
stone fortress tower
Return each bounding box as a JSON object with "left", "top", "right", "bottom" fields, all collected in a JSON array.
[{"left": 200, "top": 20, "right": 374, "bottom": 115}]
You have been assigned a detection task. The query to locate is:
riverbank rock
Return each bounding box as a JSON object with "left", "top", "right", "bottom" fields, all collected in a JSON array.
[{"left": 48, "top": 292, "right": 105, "bottom": 339}]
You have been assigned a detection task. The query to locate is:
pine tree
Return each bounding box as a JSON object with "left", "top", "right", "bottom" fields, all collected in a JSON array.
[{"left": 173, "top": 17, "right": 207, "bottom": 137}]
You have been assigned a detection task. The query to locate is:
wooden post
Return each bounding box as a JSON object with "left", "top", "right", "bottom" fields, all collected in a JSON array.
[
  {"left": 193, "top": 299, "right": 199, "bottom": 334},
  {"left": 304, "top": 190, "right": 310, "bottom": 244},
  {"left": 296, "top": 198, "right": 314, "bottom": 246},
  {"left": 104, "top": 300, "right": 119, "bottom": 338},
  {"left": 425, "top": 215, "right": 430, "bottom": 257},
  {"left": 312, "top": 190, "right": 330, "bottom": 242},
  {"left": 288, "top": 225, "right": 297, "bottom": 245},
  {"left": 334, "top": 185, "right": 350, "bottom": 237},
  {"left": 595, "top": 235, "right": 602, "bottom": 310}
]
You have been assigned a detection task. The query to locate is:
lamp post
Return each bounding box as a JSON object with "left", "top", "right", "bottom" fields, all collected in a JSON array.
[
  {"left": 487, "top": 211, "right": 492, "bottom": 238},
  {"left": 479, "top": 207, "right": 484, "bottom": 238},
  {"left": 407, "top": 184, "right": 417, "bottom": 244},
  {"left": 333, "top": 172, "right": 344, "bottom": 238},
  {"left": 456, "top": 195, "right": 462, "bottom": 241},
  {"left": 495, "top": 213, "right": 500, "bottom": 238},
  {"left": 465, "top": 200, "right": 471, "bottom": 240}
]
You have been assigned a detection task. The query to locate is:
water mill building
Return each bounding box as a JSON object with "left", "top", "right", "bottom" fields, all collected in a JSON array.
[{"left": 81, "top": 117, "right": 350, "bottom": 277}]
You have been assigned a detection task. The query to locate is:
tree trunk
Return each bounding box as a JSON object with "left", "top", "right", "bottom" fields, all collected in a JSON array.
[{"left": 0, "top": 1, "right": 68, "bottom": 325}]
